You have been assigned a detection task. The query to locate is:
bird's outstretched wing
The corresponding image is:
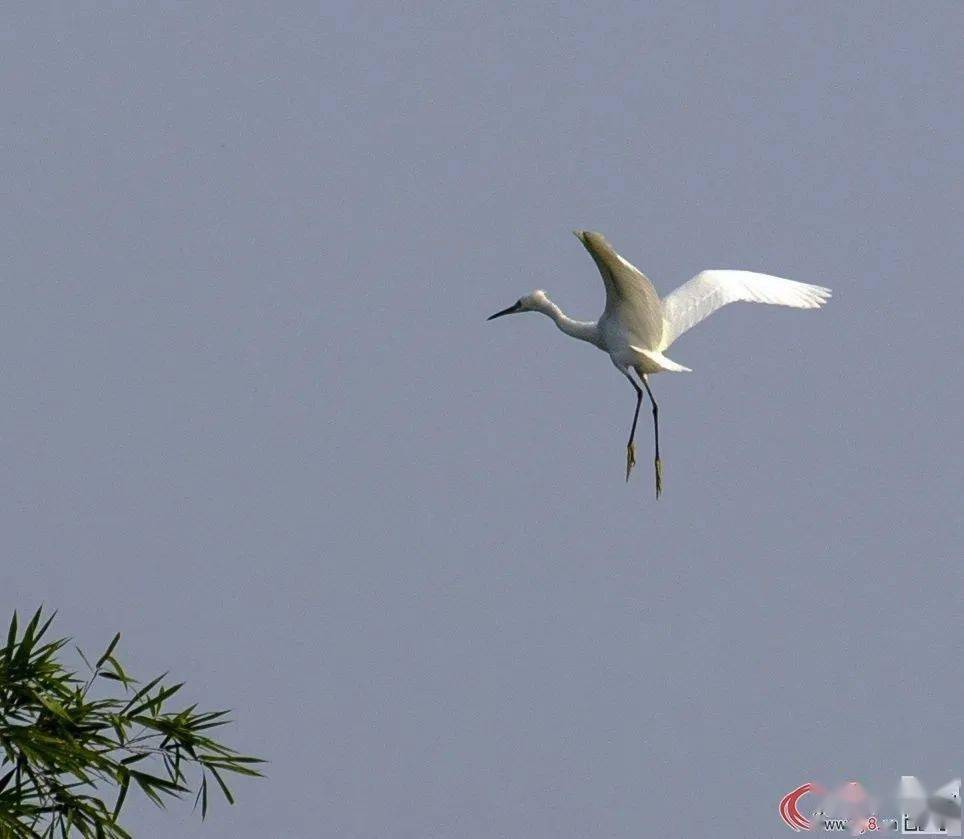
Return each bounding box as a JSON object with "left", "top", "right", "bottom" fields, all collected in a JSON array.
[
  {"left": 573, "top": 230, "right": 664, "bottom": 349},
  {"left": 659, "top": 270, "right": 831, "bottom": 350}
]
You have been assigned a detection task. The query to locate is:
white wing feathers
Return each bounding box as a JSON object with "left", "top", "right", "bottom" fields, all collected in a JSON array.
[
  {"left": 659, "top": 270, "right": 831, "bottom": 351},
  {"left": 574, "top": 230, "right": 665, "bottom": 349}
]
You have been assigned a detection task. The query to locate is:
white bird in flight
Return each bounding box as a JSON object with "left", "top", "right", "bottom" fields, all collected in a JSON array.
[{"left": 488, "top": 230, "right": 831, "bottom": 497}]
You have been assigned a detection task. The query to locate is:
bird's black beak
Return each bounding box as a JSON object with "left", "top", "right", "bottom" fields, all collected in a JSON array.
[{"left": 487, "top": 302, "right": 523, "bottom": 321}]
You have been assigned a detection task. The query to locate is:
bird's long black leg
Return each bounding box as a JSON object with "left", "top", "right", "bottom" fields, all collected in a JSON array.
[
  {"left": 641, "top": 375, "right": 662, "bottom": 498},
  {"left": 624, "top": 372, "right": 643, "bottom": 483}
]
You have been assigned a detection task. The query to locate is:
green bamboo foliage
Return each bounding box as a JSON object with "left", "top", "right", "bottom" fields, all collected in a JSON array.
[{"left": 0, "top": 608, "right": 264, "bottom": 838}]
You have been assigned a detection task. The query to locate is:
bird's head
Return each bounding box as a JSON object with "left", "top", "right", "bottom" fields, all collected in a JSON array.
[{"left": 487, "top": 290, "right": 549, "bottom": 320}]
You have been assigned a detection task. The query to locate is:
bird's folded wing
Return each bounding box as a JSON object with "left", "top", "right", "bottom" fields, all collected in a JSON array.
[
  {"left": 574, "top": 230, "right": 664, "bottom": 348},
  {"left": 659, "top": 270, "right": 831, "bottom": 350}
]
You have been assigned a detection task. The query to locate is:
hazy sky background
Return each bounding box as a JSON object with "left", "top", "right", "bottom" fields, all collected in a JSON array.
[{"left": 2, "top": 2, "right": 962, "bottom": 836}]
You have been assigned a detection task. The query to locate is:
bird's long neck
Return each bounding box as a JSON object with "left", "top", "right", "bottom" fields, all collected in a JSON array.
[{"left": 538, "top": 298, "right": 600, "bottom": 346}]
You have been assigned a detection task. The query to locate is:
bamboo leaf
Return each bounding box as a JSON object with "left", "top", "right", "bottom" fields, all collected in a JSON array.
[
  {"left": 75, "top": 645, "right": 94, "bottom": 672},
  {"left": 96, "top": 635, "right": 121, "bottom": 669},
  {"left": 193, "top": 775, "right": 208, "bottom": 820},
  {"left": 120, "top": 674, "right": 165, "bottom": 715},
  {"left": 5, "top": 611, "right": 18, "bottom": 661},
  {"left": 207, "top": 767, "right": 234, "bottom": 805},
  {"left": 112, "top": 771, "right": 129, "bottom": 819},
  {"left": 35, "top": 611, "right": 57, "bottom": 645},
  {"left": 12, "top": 607, "right": 43, "bottom": 668},
  {"left": 0, "top": 606, "right": 262, "bottom": 835},
  {"left": 0, "top": 767, "right": 15, "bottom": 793}
]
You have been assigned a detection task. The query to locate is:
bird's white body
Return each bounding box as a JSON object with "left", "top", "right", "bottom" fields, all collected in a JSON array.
[
  {"left": 597, "top": 313, "right": 688, "bottom": 375},
  {"left": 488, "top": 230, "right": 831, "bottom": 494}
]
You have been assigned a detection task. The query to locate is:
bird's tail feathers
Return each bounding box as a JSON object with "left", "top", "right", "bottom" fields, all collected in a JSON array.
[{"left": 630, "top": 346, "right": 693, "bottom": 373}]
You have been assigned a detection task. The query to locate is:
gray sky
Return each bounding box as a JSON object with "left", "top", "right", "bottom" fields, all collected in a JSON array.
[{"left": 1, "top": 2, "right": 962, "bottom": 837}]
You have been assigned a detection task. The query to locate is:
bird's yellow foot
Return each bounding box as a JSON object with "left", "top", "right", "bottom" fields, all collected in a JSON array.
[
  {"left": 625, "top": 442, "right": 636, "bottom": 482},
  {"left": 654, "top": 457, "right": 663, "bottom": 499}
]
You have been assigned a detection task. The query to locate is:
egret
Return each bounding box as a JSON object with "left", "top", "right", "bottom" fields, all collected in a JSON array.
[{"left": 488, "top": 230, "right": 831, "bottom": 497}]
